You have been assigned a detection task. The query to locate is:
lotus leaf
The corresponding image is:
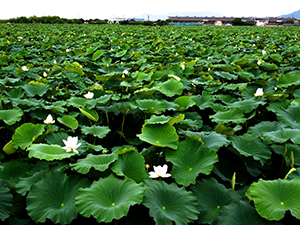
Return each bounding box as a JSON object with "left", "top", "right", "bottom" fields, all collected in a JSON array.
[
  {"left": 143, "top": 179, "right": 199, "bottom": 225},
  {"left": 165, "top": 138, "right": 218, "bottom": 186},
  {"left": 70, "top": 152, "right": 118, "bottom": 174},
  {"left": 247, "top": 178, "right": 300, "bottom": 221},
  {"left": 76, "top": 174, "right": 144, "bottom": 223},
  {"left": 190, "top": 178, "right": 241, "bottom": 224},
  {"left": 26, "top": 171, "right": 90, "bottom": 224},
  {"left": 12, "top": 123, "right": 45, "bottom": 150}
]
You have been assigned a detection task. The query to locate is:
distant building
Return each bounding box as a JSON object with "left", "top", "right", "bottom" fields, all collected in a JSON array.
[
  {"left": 168, "top": 16, "right": 299, "bottom": 26},
  {"left": 214, "top": 20, "right": 222, "bottom": 26}
]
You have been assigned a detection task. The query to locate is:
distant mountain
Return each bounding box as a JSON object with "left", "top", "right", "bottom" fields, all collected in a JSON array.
[
  {"left": 280, "top": 9, "right": 300, "bottom": 18},
  {"left": 135, "top": 11, "right": 224, "bottom": 21}
]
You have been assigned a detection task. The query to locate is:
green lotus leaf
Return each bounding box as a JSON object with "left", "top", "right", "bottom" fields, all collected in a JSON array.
[
  {"left": 0, "top": 160, "right": 31, "bottom": 187},
  {"left": 190, "top": 178, "right": 241, "bottom": 224},
  {"left": 143, "top": 179, "right": 199, "bottom": 225},
  {"left": 15, "top": 166, "right": 49, "bottom": 196},
  {"left": 22, "top": 83, "right": 50, "bottom": 97},
  {"left": 130, "top": 99, "right": 166, "bottom": 114},
  {"left": 212, "top": 64, "right": 235, "bottom": 73},
  {"left": 293, "top": 89, "right": 300, "bottom": 99},
  {"left": 102, "top": 56, "right": 112, "bottom": 64},
  {"left": 27, "top": 144, "right": 76, "bottom": 161},
  {"left": 134, "top": 87, "right": 158, "bottom": 96},
  {"left": 92, "top": 50, "right": 104, "bottom": 60},
  {"left": 3, "top": 140, "right": 17, "bottom": 155},
  {"left": 145, "top": 115, "right": 172, "bottom": 125},
  {"left": 227, "top": 98, "right": 266, "bottom": 113},
  {"left": 0, "top": 108, "right": 23, "bottom": 125},
  {"left": 76, "top": 174, "right": 145, "bottom": 223},
  {"left": 137, "top": 124, "right": 179, "bottom": 149},
  {"left": 93, "top": 94, "right": 111, "bottom": 105},
  {"left": 215, "top": 123, "right": 236, "bottom": 136},
  {"left": 177, "top": 112, "right": 202, "bottom": 130},
  {"left": 181, "top": 131, "right": 230, "bottom": 151},
  {"left": 267, "top": 99, "right": 290, "bottom": 113},
  {"left": 115, "top": 50, "right": 127, "bottom": 57},
  {"left": 79, "top": 106, "right": 99, "bottom": 122},
  {"left": 4, "top": 216, "right": 35, "bottom": 225},
  {"left": 262, "top": 128, "right": 300, "bottom": 145},
  {"left": 213, "top": 71, "right": 238, "bottom": 80},
  {"left": 248, "top": 121, "right": 287, "bottom": 136},
  {"left": 70, "top": 152, "right": 118, "bottom": 174},
  {"left": 156, "top": 78, "right": 183, "bottom": 97},
  {"left": 57, "top": 115, "right": 79, "bottom": 130},
  {"left": 112, "top": 145, "right": 137, "bottom": 154},
  {"left": 247, "top": 178, "right": 300, "bottom": 221},
  {"left": 260, "top": 62, "right": 278, "bottom": 71},
  {"left": 111, "top": 151, "right": 148, "bottom": 182},
  {"left": 233, "top": 58, "right": 251, "bottom": 65},
  {"left": 173, "top": 96, "right": 196, "bottom": 111},
  {"left": 218, "top": 201, "right": 282, "bottom": 225},
  {"left": 275, "top": 105, "right": 300, "bottom": 129},
  {"left": 0, "top": 180, "right": 13, "bottom": 221},
  {"left": 26, "top": 171, "right": 90, "bottom": 225},
  {"left": 238, "top": 71, "right": 255, "bottom": 81},
  {"left": 12, "top": 123, "right": 45, "bottom": 150},
  {"left": 66, "top": 97, "right": 88, "bottom": 108},
  {"left": 144, "top": 114, "right": 185, "bottom": 126},
  {"left": 266, "top": 91, "right": 289, "bottom": 102},
  {"left": 81, "top": 125, "right": 110, "bottom": 138},
  {"left": 270, "top": 53, "right": 283, "bottom": 63},
  {"left": 231, "top": 133, "right": 272, "bottom": 163},
  {"left": 64, "top": 63, "right": 84, "bottom": 76},
  {"left": 165, "top": 138, "right": 218, "bottom": 186},
  {"left": 210, "top": 108, "right": 247, "bottom": 125},
  {"left": 11, "top": 98, "right": 43, "bottom": 109},
  {"left": 277, "top": 72, "right": 300, "bottom": 88},
  {"left": 45, "top": 132, "right": 69, "bottom": 145}
]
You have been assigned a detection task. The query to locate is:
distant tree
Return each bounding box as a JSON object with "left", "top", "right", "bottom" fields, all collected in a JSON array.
[
  {"left": 286, "top": 19, "right": 294, "bottom": 24},
  {"left": 143, "top": 21, "right": 154, "bottom": 26}
]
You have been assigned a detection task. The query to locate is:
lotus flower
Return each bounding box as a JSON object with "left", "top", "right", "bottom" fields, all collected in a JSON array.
[
  {"left": 43, "top": 71, "right": 47, "bottom": 77},
  {"left": 254, "top": 88, "right": 264, "bottom": 97},
  {"left": 22, "top": 66, "right": 29, "bottom": 71},
  {"left": 257, "top": 60, "right": 262, "bottom": 66},
  {"left": 123, "top": 69, "right": 129, "bottom": 74},
  {"left": 62, "top": 136, "right": 81, "bottom": 154},
  {"left": 149, "top": 164, "right": 171, "bottom": 178},
  {"left": 43, "top": 114, "right": 55, "bottom": 124},
  {"left": 84, "top": 91, "right": 94, "bottom": 99},
  {"left": 262, "top": 50, "right": 266, "bottom": 55}
]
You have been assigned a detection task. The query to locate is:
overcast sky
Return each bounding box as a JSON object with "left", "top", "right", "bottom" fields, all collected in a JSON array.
[{"left": 1, "top": 0, "right": 299, "bottom": 20}]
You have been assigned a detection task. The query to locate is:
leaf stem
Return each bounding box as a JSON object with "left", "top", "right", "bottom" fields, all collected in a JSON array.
[
  {"left": 279, "top": 144, "right": 287, "bottom": 177},
  {"left": 105, "top": 106, "right": 110, "bottom": 126}
]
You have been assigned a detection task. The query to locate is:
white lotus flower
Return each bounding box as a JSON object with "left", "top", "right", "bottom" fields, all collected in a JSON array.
[
  {"left": 84, "top": 91, "right": 94, "bottom": 99},
  {"left": 257, "top": 60, "right": 262, "bottom": 65},
  {"left": 43, "top": 114, "right": 55, "bottom": 124},
  {"left": 22, "top": 66, "right": 29, "bottom": 71},
  {"left": 43, "top": 71, "right": 47, "bottom": 77},
  {"left": 62, "top": 136, "right": 81, "bottom": 154},
  {"left": 123, "top": 69, "right": 128, "bottom": 74},
  {"left": 262, "top": 50, "right": 266, "bottom": 55},
  {"left": 254, "top": 88, "right": 264, "bottom": 97},
  {"left": 149, "top": 165, "right": 171, "bottom": 178}
]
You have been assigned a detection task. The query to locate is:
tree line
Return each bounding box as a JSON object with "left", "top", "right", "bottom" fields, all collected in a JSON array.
[{"left": 0, "top": 16, "right": 170, "bottom": 26}]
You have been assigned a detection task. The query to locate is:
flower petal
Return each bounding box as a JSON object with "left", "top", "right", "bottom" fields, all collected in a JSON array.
[{"left": 149, "top": 172, "right": 159, "bottom": 178}]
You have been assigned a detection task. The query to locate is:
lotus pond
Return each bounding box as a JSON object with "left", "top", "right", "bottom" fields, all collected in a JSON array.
[{"left": 1, "top": 23, "right": 300, "bottom": 224}]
